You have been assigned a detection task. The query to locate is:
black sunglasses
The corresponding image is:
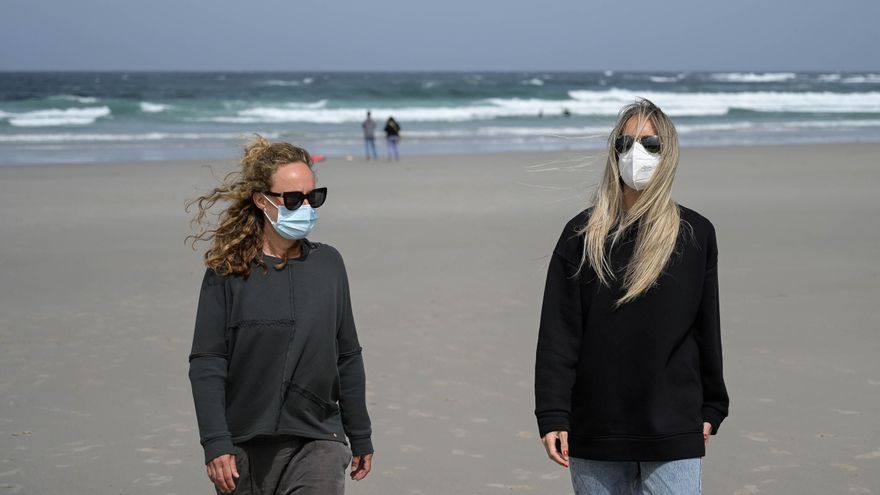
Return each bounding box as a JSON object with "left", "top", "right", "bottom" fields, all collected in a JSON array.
[
  {"left": 264, "top": 187, "right": 327, "bottom": 210},
  {"left": 614, "top": 135, "right": 662, "bottom": 155}
]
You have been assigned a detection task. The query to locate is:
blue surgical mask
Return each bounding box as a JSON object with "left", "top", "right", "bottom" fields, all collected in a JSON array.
[{"left": 262, "top": 194, "right": 318, "bottom": 240}]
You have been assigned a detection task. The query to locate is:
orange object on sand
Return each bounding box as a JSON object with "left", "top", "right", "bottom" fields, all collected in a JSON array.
[{"left": 312, "top": 154, "right": 326, "bottom": 163}]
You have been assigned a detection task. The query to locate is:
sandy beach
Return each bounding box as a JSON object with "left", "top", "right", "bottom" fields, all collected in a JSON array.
[{"left": 0, "top": 143, "right": 878, "bottom": 494}]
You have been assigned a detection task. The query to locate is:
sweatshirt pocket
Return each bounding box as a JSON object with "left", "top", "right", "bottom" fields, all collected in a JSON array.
[{"left": 281, "top": 383, "right": 343, "bottom": 436}]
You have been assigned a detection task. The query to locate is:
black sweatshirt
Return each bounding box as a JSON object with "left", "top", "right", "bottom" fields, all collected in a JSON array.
[
  {"left": 189, "top": 241, "right": 372, "bottom": 464},
  {"left": 535, "top": 206, "right": 729, "bottom": 461}
]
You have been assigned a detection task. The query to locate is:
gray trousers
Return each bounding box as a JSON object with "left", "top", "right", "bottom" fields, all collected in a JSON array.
[{"left": 222, "top": 436, "right": 351, "bottom": 495}]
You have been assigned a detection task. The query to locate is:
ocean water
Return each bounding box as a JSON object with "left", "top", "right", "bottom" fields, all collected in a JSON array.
[{"left": 1, "top": 71, "right": 879, "bottom": 165}]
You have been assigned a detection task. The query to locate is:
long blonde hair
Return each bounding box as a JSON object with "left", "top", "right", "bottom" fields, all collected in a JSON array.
[
  {"left": 186, "top": 135, "right": 314, "bottom": 276},
  {"left": 580, "top": 99, "right": 683, "bottom": 306}
]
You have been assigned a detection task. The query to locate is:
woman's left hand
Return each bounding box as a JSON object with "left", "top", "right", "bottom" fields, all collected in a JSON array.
[{"left": 703, "top": 422, "right": 712, "bottom": 446}]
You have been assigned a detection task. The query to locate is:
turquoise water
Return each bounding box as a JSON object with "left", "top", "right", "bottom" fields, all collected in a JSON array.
[{"left": 1, "top": 71, "right": 879, "bottom": 165}]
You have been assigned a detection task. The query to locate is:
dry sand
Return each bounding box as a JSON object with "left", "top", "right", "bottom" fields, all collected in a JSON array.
[{"left": 0, "top": 144, "right": 878, "bottom": 494}]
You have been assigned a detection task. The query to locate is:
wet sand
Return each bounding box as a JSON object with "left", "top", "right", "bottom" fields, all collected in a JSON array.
[{"left": 0, "top": 144, "right": 878, "bottom": 494}]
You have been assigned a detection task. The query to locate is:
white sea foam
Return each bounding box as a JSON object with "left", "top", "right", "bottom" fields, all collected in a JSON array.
[
  {"left": 404, "top": 126, "right": 611, "bottom": 139},
  {"left": 2, "top": 106, "right": 111, "bottom": 127},
  {"left": 262, "top": 80, "right": 301, "bottom": 87},
  {"left": 567, "top": 88, "right": 880, "bottom": 115},
  {"left": 710, "top": 72, "right": 798, "bottom": 83},
  {"left": 190, "top": 89, "right": 880, "bottom": 125},
  {"left": 522, "top": 78, "right": 544, "bottom": 86},
  {"left": 0, "top": 131, "right": 273, "bottom": 143},
  {"left": 649, "top": 76, "right": 678, "bottom": 83},
  {"left": 817, "top": 74, "right": 842, "bottom": 82},
  {"left": 290, "top": 99, "right": 327, "bottom": 109},
  {"left": 262, "top": 77, "right": 315, "bottom": 87},
  {"left": 780, "top": 119, "right": 880, "bottom": 129},
  {"left": 841, "top": 74, "right": 880, "bottom": 84},
  {"left": 139, "top": 102, "right": 169, "bottom": 113},
  {"left": 48, "top": 95, "right": 99, "bottom": 104}
]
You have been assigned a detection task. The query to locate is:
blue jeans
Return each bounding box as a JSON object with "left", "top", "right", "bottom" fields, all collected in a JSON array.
[
  {"left": 570, "top": 457, "right": 701, "bottom": 495},
  {"left": 364, "top": 137, "right": 377, "bottom": 159},
  {"left": 386, "top": 136, "right": 399, "bottom": 160}
]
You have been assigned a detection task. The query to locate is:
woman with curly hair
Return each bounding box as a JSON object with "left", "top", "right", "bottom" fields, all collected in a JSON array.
[
  {"left": 535, "top": 100, "right": 729, "bottom": 494},
  {"left": 187, "top": 136, "right": 373, "bottom": 494}
]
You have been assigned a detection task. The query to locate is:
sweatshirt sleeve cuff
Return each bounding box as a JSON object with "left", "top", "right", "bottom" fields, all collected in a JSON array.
[
  {"left": 349, "top": 436, "right": 373, "bottom": 457},
  {"left": 203, "top": 435, "right": 235, "bottom": 464},
  {"left": 702, "top": 407, "right": 726, "bottom": 435},
  {"left": 536, "top": 414, "right": 570, "bottom": 438}
]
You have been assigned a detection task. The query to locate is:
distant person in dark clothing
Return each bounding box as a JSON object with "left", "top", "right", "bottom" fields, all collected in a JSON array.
[
  {"left": 362, "top": 111, "right": 378, "bottom": 161},
  {"left": 384, "top": 117, "right": 401, "bottom": 161}
]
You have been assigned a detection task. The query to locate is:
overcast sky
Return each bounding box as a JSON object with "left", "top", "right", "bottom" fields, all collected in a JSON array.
[{"left": 2, "top": 0, "right": 877, "bottom": 72}]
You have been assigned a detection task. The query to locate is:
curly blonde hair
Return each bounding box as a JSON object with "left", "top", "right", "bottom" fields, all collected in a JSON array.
[{"left": 186, "top": 135, "right": 313, "bottom": 276}]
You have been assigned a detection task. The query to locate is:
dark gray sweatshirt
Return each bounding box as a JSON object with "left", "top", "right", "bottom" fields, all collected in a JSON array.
[{"left": 188, "top": 241, "right": 372, "bottom": 464}]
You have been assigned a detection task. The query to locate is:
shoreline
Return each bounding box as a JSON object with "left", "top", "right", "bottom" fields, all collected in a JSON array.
[{"left": 1, "top": 140, "right": 878, "bottom": 169}]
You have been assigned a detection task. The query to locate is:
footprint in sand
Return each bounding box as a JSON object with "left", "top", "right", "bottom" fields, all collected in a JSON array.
[
  {"left": 452, "top": 449, "right": 485, "bottom": 459},
  {"left": 0, "top": 469, "right": 22, "bottom": 478},
  {"left": 734, "top": 485, "right": 760, "bottom": 495},
  {"left": 516, "top": 431, "right": 536, "bottom": 439},
  {"left": 831, "top": 463, "right": 859, "bottom": 472},
  {"left": 385, "top": 426, "right": 406, "bottom": 436},
  {"left": 485, "top": 483, "right": 533, "bottom": 490},
  {"left": 849, "top": 484, "right": 873, "bottom": 494},
  {"left": 854, "top": 449, "right": 880, "bottom": 459},
  {"left": 739, "top": 431, "right": 769, "bottom": 442},
  {"left": 832, "top": 408, "right": 861, "bottom": 415},
  {"left": 400, "top": 444, "right": 423, "bottom": 454},
  {"left": 752, "top": 464, "right": 797, "bottom": 472},
  {"left": 450, "top": 428, "right": 469, "bottom": 438},
  {"left": 512, "top": 468, "right": 532, "bottom": 480}
]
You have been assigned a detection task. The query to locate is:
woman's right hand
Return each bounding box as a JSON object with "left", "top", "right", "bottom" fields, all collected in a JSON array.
[
  {"left": 207, "top": 453, "right": 239, "bottom": 493},
  {"left": 541, "top": 431, "right": 569, "bottom": 468}
]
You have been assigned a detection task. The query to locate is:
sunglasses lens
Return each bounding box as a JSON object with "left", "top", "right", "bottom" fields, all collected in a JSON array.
[
  {"left": 283, "top": 194, "right": 305, "bottom": 210},
  {"left": 641, "top": 136, "right": 662, "bottom": 154},
  {"left": 308, "top": 188, "right": 327, "bottom": 208},
  {"left": 614, "top": 136, "right": 634, "bottom": 154}
]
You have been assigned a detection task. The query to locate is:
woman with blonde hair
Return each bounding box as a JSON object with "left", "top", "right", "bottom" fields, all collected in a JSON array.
[
  {"left": 534, "top": 100, "right": 729, "bottom": 494},
  {"left": 187, "top": 136, "right": 373, "bottom": 494}
]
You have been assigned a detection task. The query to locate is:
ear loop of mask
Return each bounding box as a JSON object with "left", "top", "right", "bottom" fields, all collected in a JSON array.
[{"left": 261, "top": 193, "right": 280, "bottom": 225}]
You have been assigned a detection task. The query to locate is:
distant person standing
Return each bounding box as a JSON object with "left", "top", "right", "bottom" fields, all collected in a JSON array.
[
  {"left": 362, "top": 111, "right": 378, "bottom": 161},
  {"left": 384, "top": 116, "right": 401, "bottom": 161}
]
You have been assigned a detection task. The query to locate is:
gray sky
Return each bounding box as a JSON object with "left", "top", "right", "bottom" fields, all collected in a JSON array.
[{"left": 2, "top": 0, "right": 877, "bottom": 71}]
